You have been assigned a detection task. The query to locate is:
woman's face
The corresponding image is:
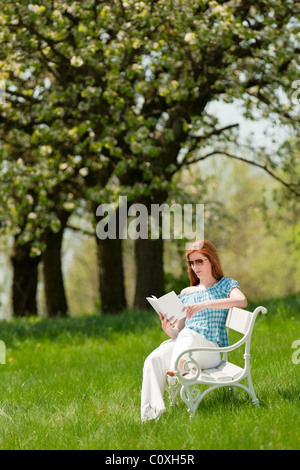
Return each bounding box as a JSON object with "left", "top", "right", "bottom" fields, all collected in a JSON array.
[{"left": 188, "top": 251, "right": 212, "bottom": 279}]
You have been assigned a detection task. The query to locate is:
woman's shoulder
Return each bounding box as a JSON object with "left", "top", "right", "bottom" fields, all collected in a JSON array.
[
  {"left": 222, "top": 276, "right": 239, "bottom": 285},
  {"left": 180, "top": 286, "right": 196, "bottom": 294},
  {"left": 217, "top": 276, "right": 240, "bottom": 291}
]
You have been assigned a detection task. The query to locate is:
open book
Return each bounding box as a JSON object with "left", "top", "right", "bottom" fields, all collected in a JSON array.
[{"left": 146, "top": 291, "right": 185, "bottom": 321}]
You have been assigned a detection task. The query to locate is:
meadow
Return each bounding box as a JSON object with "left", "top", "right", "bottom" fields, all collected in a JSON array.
[{"left": 0, "top": 296, "right": 299, "bottom": 450}]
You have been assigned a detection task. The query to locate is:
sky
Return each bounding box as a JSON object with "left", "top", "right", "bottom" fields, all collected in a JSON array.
[{"left": 207, "top": 99, "right": 292, "bottom": 152}]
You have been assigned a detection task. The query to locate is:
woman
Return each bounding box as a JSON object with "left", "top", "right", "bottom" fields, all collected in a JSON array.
[{"left": 141, "top": 240, "right": 247, "bottom": 422}]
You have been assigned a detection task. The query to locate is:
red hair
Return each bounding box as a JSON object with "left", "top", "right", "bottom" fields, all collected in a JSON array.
[{"left": 185, "top": 240, "right": 224, "bottom": 286}]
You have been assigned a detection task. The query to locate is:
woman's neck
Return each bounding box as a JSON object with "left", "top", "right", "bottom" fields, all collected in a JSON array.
[{"left": 199, "top": 275, "right": 218, "bottom": 288}]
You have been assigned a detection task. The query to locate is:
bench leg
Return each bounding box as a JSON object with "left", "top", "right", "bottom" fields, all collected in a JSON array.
[
  {"left": 230, "top": 386, "right": 238, "bottom": 401},
  {"left": 246, "top": 372, "right": 259, "bottom": 406},
  {"left": 167, "top": 377, "right": 181, "bottom": 405}
]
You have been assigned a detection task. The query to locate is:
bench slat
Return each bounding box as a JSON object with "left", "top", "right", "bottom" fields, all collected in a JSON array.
[{"left": 199, "top": 361, "right": 243, "bottom": 382}]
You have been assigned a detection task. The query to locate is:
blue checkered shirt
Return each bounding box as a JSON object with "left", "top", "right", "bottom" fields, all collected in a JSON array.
[{"left": 178, "top": 277, "right": 240, "bottom": 347}]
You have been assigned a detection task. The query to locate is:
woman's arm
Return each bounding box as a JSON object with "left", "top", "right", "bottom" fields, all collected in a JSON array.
[{"left": 184, "top": 287, "right": 247, "bottom": 319}]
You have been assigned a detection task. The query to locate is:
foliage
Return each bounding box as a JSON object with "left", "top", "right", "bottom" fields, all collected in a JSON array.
[
  {"left": 59, "top": 158, "right": 299, "bottom": 314},
  {"left": 198, "top": 155, "right": 300, "bottom": 298},
  {"left": 0, "top": 295, "right": 299, "bottom": 449},
  {"left": 0, "top": 0, "right": 299, "bottom": 253}
]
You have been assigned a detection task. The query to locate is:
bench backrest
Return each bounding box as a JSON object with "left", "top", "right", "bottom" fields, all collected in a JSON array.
[{"left": 225, "top": 307, "right": 254, "bottom": 335}]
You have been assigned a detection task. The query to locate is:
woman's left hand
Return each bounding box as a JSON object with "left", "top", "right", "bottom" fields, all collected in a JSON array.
[{"left": 183, "top": 302, "right": 205, "bottom": 319}]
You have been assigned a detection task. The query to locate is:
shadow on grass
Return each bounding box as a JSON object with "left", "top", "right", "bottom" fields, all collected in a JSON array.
[
  {"left": 162, "top": 387, "right": 259, "bottom": 423},
  {"left": 1, "top": 293, "right": 299, "bottom": 348},
  {"left": 0, "top": 309, "right": 158, "bottom": 347},
  {"left": 277, "top": 384, "right": 300, "bottom": 404}
]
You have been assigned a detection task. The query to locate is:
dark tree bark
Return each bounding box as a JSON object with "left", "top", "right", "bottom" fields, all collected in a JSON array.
[
  {"left": 131, "top": 191, "right": 167, "bottom": 310},
  {"left": 133, "top": 237, "right": 165, "bottom": 310},
  {"left": 42, "top": 211, "right": 70, "bottom": 317},
  {"left": 96, "top": 239, "right": 127, "bottom": 314},
  {"left": 11, "top": 238, "right": 41, "bottom": 317},
  {"left": 95, "top": 205, "right": 127, "bottom": 314}
]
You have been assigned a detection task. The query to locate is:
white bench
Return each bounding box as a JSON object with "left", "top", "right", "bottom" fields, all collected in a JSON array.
[{"left": 167, "top": 306, "right": 267, "bottom": 417}]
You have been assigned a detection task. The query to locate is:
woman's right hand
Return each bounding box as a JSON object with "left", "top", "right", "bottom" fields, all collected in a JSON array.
[{"left": 158, "top": 312, "right": 178, "bottom": 339}]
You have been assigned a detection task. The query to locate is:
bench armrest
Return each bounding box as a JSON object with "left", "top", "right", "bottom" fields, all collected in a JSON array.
[
  {"left": 174, "top": 306, "right": 267, "bottom": 379},
  {"left": 174, "top": 336, "right": 247, "bottom": 379}
]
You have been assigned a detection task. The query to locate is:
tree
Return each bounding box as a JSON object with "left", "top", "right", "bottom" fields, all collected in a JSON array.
[
  {"left": 10, "top": 237, "right": 41, "bottom": 317},
  {"left": 0, "top": 0, "right": 299, "bottom": 314}
]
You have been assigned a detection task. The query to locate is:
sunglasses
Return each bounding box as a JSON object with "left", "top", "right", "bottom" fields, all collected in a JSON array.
[{"left": 188, "top": 258, "right": 208, "bottom": 268}]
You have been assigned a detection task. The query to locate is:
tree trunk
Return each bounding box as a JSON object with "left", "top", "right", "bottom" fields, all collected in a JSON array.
[
  {"left": 96, "top": 236, "right": 127, "bottom": 313},
  {"left": 132, "top": 191, "right": 167, "bottom": 310},
  {"left": 134, "top": 237, "right": 165, "bottom": 310},
  {"left": 95, "top": 204, "right": 127, "bottom": 314},
  {"left": 11, "top": 238, "right": 41, "bottom": 317},
  {"left": 42, "top": 213, "right": 69, "bottom": 317}
]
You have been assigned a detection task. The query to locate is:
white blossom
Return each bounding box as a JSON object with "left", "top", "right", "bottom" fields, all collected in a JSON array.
[
  {"left": 184, "top": 32, "right": 197, "bottom": 45},
  {"left": 70, "top": 56, "right": 84, "bottom": 67}
]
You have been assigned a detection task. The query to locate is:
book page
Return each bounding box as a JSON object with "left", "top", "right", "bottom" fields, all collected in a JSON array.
[
  {"left": 146, "top": 291, "right": 185, "bottom": 321},
  {"left": 145, "top": 296, "right": 160, "bottom": 314}
]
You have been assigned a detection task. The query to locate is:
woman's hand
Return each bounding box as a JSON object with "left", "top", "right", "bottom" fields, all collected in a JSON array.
[
  {"left": 183, "top": 302, "right": 205, "bottom": 319},
  {"left": 158, "top": 312, "right": 178, "bottom": 339}
]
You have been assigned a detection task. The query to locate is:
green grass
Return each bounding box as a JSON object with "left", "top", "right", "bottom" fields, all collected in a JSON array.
[{"left": 0, "top": 296, "right": 299, "bottom": 450}]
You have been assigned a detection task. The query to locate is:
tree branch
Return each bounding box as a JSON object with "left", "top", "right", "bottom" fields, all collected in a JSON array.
[
  {"left": 117, "top": 0, "right": 127, "bottom": 20},
  {"left": 175, "top": 123, "right": 240, "bottom": 170},
  {"left": 180, "top": 149, "right": 300, "bottom": 197},
  {"left": 246, "top": 89, "right": 300, "bottom": 123},
  {"left": 189, "top": 123, "right": 239, "bottom": 140}
]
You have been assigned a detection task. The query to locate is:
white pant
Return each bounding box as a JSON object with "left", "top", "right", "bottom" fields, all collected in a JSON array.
[{"left": 141, "top": 328, "right": 220, "bottom": 422}]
